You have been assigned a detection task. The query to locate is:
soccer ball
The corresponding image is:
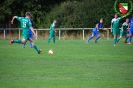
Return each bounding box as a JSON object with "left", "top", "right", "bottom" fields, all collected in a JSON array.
[{"left": 48, "top": 49, "right": 54, "bottom": 54}]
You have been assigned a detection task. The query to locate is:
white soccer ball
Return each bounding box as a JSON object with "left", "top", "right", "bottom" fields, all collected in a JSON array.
[{"left": 48, "top": 49, "right": 54, "bottom": 54}]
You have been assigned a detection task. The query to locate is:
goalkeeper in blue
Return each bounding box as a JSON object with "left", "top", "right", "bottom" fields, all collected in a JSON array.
[
  {"left": 48, "top": 20, "right": 57, "bottom": 43},
  {"left": 86, "top": 18, "right": 106, "bottom": 43}
]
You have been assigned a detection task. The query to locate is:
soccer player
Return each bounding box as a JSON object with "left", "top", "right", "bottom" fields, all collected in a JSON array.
[
  {"left": 10, "top": 12, "right": 42, "bottom": 54},
  {"left": 116, "top": 18, "right": 129, "bottom": 43},
  {"left": 48, "top": 20, "right": 57, "bottom": 43},
  {"left": 22, "top": 19, "right": 33, "bottom": 48},
  {"left": 86, "top": 18, "right": 106, "bottom": 43},
  {"left": 128, "top": 14, "right": 133, "bottom": 45},
  {"left": 111, "top": 14, "right": 128, "bottom": 46}
]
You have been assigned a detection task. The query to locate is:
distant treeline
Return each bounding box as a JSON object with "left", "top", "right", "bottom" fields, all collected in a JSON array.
[{"left": 0, "top": 0, "right": 132, "bottom": 28}]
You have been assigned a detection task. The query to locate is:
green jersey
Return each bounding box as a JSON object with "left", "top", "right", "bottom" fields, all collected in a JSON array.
[
  {"left": 111, "top": 17, "right": 122, "bottom": 30},
  {"left": 49, "top": 23, "right": 55, "bottom": 34},
  {"left": 16, "top": 16, "right": 32, "bottom": 36},
  {"left": 121, "top": 22, "right": 128, "bottom": 32}
]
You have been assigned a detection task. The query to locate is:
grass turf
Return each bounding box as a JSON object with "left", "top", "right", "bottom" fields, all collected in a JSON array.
[{"left": 0, "top": 39, "right": 133, "bottom": 88}]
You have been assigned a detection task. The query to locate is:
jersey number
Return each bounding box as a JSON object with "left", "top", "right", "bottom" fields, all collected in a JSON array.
[{"left": 22, "top": 22, "right": 26, "bottom": 28}]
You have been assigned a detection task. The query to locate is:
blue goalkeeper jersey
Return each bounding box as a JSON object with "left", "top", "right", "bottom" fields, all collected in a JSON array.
[
  {"left": 93, "top": 22, "right": 103, "bottom": 31},
  {"left": 129, "top": 18, "right": 133, "bottom": 29}
]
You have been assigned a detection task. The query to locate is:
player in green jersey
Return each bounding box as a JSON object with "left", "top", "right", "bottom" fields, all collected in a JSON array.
[
  {"left": 48, "top": 20, "right": 57, "bottom": 43},
  {"left": 10, "top": 12, "right": 42, "bottom": 54},
  {"left": 111, "top": 14, "right": 128, "bottom": 46},
  {"left": 117, "top": 18, "right": 129, "bottom": 43}
]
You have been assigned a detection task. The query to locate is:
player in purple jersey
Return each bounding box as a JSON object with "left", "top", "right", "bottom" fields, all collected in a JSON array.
[
  {"left": 128, "top": 14, "right": 133, "bottom": 45},
  {"left": 86, "top": 18, "right": 106, "bottom": 43}
]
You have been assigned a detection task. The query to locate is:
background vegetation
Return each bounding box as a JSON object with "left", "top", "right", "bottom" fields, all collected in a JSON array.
[
  {"left": 0, "top": 0, "right": 132, "bottom": 39},
  {"left": 0, "top": 0, "right": 132, "bottom": 28}
]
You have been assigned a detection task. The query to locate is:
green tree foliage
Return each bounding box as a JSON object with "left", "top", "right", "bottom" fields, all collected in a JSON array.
[
  {"left": 0, "top": 0, "right": 66, "bottom": 28},
  {"left": 45, "top": 0, "right": 116, "bottom": 28},
  {"left": 0, "top": 0, "right": 131, "bottom": 28}
]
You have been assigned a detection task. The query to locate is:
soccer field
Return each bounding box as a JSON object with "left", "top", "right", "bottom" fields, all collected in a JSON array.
[{"left": 0, "top": 39, "right": 133, "bottom": 88}]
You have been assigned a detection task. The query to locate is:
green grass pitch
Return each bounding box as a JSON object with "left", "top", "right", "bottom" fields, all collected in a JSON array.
[{"left": 0, "top": 39, "right": 133, "bottom": 88}]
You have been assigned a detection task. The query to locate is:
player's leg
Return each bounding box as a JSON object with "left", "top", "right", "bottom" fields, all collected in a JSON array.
[
  {"left": 128, "top": 29, "right": 133, "bottom": 44},
  {"left": 22, "top": 38, "right": 28, "bottom": 48},
  {"left": 29, "top": 38, "right": 42, "bottom": 54},
  {"left": 10, "top": 34, "right": 26, "bottom": 44},
  {"left": 113, "top": 29, "right": 118, "bottom": 46},
  {"left": 117, "top": 30, "right": 123, "bottom": 42},
  {"left": 113, "top": 35, "right": 117, "bottom": 46},
  {"left": 53, "top": 33, "right": 55, "bottom": 43},
  {"left": 94, "top": 31, "right": 100, "bottom": 43},
  {"left": 125, "top": 33, "right": 129, "bottom": 43},
  {"left": 48, "top": 33, "right": 52, "bottom": 43},
  {"left": 29, "top": 34, "right": 33, "bottom": 48},
  {"left": 86, "top": 31, "right": 95, "bottom": 43},
  {"left": 22, "top": 42, "right": 26, "bottom": 48}
]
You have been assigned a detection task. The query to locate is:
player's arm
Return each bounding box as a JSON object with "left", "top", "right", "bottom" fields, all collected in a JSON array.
[
  {"left": 121, "top": 27, "right": 123, "bottom": 32},
  {"left": 30, "top": 27, "right": 37, "bottom": 37},
  {"left": 111, "top": 20, "right": 113, "bottom": 32},
  {"left": 52, "top": 28, "right": 56, "bottom": 32},
  {"left": 52, "top": 26, "right": 57, "bottom": 32},
  {"left": 110, "top": 25, "right": 112, "bottom": 32},
  {"left": 128, "top": 23, "right": 130, "bottom": 31},
  {"left": 96, "top": 23, "right": 99, "bottom": 30},
  {"left": 122, "top": 14, "right": 129, "bottom": 18},
  {"left": 11, "top": 16, "right": 17, "bottom": 24}
]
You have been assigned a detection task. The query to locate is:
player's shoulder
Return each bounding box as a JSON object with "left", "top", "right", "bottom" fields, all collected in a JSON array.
[
  {"left": 17, "top": 16, "right": 24, "bottom": 19},
  {"left": 51, "top": 23, "right": 55, "bottom": 27},
  {"left": 112, "top": 18, "right": 116, "bottom": 21},
  {"left": 122, "top": 22, "right": 127, "bottom": 26}
]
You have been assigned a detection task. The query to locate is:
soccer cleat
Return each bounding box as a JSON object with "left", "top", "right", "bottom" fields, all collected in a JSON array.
[
  {"left": 124, "top": 41, "right": 128, "bottom": 43},
  {"left": 10, "top": 40, "right": 14, "bottom": 44},
  {"left": 22, "top": 46, "right": 25, "bottom": 48},
  {"left": 124, "top": 41, "right": 129, "bottom": 44},
  {"left": 127, "top": 43, "right": 131, "bottom": 45},
  {"left": 94, "top": 41, "right": 97, "bottom": 43},
  {"left": 114, "top": 44, "right": 116, "bottom": 46},
  {"left": 38, "top": 49, "right": 42, "bottom": 54}
]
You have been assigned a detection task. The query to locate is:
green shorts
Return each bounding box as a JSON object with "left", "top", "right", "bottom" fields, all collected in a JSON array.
[
  {"left": 113, "top": 29, "right": 119, "bottom": 36},
  {"left": 120, "top": 30, "right": 127, "bottom": 36},
  {"left": 22, "top": 34, "right": 30, "bottom": 40},
  {"left": 49, "top": 33, "right": 55, "bottom": 38}
]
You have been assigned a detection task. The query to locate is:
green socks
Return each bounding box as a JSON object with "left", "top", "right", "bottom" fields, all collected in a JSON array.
[
  {"left": 14, "top": 40, "right": 22, "bottom": 43},
  {"left": 48, "top": 37, "right": 51, "bottom": 43},
  {"left": 48, "top": 37, "right": 55, "bottom": 43},
  {"left": 117, "top": 38, "right": 120, "bottom": 42},
  {"left": 33, "top": 45, "right": 39, "bottom": 52},
  {"left": 114, "top": 38, "right": 117, "bottom": 45},
  {"left": 53, "top": 37, "right": 55, "bottom": 43},
  {"left": 125, "top": 36, "right": 129, "bottom": 42}
]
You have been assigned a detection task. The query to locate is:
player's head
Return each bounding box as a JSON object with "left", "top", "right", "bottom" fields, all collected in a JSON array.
[
  {"left": 53, "top": 20, "right": 57, "bottom": 24},
  {"left": 100, "top": 18, "right": 103, "bottom": 23},
  {"left": 114, "top": 14, "right": 118, "bottom": 18},
  {"left": 25, "top": 12, "right": 32, "bottom": 18},
  {"left": 126, "top": 18, "right": 129, "bottom": 23}
]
